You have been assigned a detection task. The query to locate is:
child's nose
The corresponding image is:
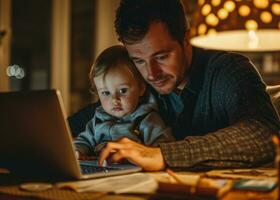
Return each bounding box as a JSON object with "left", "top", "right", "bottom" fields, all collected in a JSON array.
[{"left": 111, "top": 94, "right": 120, "bottom": 104}]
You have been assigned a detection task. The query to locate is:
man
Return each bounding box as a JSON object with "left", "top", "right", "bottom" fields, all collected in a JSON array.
[{"left": 69, "top": 0, "right": 280, "bottom": 171}]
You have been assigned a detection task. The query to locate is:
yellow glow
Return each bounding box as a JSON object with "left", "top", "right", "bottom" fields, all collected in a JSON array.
[
  {"left": 238, "top": 5, "right": 251, "bottom": 17},
  {"left": 245, "top": 20, "right": 258, "bottom": 30},
  {"left": 248, "top": 30, "right": 259, "bottom": 49},
  {"left": 199, "top": 0, "right": 205, "bottom": 6},
  {"left": 253, "top": 0, "right": 269, "bottom": 9},
  {"left": 198, "top": 24, "right": 207, "bottom": 35},
  {"left": 206, "top": 14, "right": 219, "bottom": 26},
  {"left": 224, "top": 1, "right": 236, "bottom": 12},
  {"left": 202, "top": 4, "right": 212, "bottom": 16},
  {"left": 208, "top": 29, "right": 217, "bottom": 35},
  {"left": 218, "top": 8, "right": 229, "bottom": 19},
  {"left": 190, "top": 30, "right": 280, "bottom": 52},
  {"left": 272, "top": 3, "right": 280, "bottom": 15},
  {"left": 260, "top": 11, "right": 272, "bottom": 23},
  {"left": 211, "top": 0, "right": 221, "bottom": 6}
]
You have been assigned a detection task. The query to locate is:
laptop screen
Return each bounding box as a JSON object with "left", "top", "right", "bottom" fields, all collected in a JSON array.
[{"left": 0, "top": 90, "right": 141, "bottom": 181}]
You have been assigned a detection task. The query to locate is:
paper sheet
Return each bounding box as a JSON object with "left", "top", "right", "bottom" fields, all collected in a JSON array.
[{"left": 56, "top": 173, "right": 158, "bottom": 194}]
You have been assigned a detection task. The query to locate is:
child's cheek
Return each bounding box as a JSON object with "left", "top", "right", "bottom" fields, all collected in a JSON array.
[
  {"left": 124, "top": 96, "right": 138, "bottom": 110},
  {"left": 101, "top": 98, "right": 109, "bottom": 109}
]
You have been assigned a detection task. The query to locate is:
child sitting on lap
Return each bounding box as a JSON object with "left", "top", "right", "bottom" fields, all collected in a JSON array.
[{"left": 74, "top": 45, "right": 174, "bottom": 157}]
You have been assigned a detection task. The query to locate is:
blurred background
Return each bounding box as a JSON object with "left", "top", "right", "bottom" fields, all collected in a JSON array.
[{"left": 0, "top": 0, "right": 279, "bottom": 115}]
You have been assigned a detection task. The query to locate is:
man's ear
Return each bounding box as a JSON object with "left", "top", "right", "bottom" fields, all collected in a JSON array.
[{"left": 184, "top": 31, "right": 191, "bottom": 47}]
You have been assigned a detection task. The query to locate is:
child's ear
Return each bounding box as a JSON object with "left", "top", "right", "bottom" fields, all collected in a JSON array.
[{"left": 139, "top": 82, "right": 146, "bottom": 96}]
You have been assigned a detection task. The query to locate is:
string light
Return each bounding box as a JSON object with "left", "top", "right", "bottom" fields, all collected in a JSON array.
[{"left": 6, "top": 64, "right": 25, "bottom": 79}]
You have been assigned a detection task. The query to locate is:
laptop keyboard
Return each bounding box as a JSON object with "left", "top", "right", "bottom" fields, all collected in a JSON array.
[{"left": 80, "top": 164, "right": 119, "bottom": 174}]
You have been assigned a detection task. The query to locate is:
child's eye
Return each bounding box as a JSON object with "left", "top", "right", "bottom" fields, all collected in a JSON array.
[
  {"left": 119, "top": 88, "right": 128, "bottom": 94},
  {"left": 101, "top": 91, "right": 110, "bottom": 96}
]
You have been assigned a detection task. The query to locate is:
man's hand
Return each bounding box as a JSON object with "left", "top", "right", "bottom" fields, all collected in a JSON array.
[{"left": 98, "top": 137, "right": 166, "bottom": 171}]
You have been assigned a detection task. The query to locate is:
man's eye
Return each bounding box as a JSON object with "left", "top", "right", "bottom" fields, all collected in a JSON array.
[
  {"left": 101, "top": 91, "right": 110, "bottom": 96},
  {"left": 134, "top": 59, "right": 145, "bottom": 66},
  {"left": 119, "top": 88, "right": 128, "bottom": 94},
  {"left": 156, "top": 54, "right": 168, "bottom": 61}
]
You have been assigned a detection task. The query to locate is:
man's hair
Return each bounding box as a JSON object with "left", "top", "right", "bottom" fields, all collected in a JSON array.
[
  {"left": 89, "top": 45, "right": 144, "bottom": 94},
  {"left": 115, "top": 0, "right": 190, "bottom": 44}
]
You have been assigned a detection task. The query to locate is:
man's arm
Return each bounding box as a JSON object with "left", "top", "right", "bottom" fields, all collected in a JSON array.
[
  {"left": 159, "top": 53, "right": 280, "bottom": 169},
  {"left": 98, "top": 117, "right": 276, "bottom": 171},
  {"left": 159, "top": 119, "right": 276, "bottom": 169}
]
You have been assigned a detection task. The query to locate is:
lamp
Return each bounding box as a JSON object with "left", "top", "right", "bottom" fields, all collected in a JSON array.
[{"left": 190, "top": 0, "right": 280, "bottom": 52}]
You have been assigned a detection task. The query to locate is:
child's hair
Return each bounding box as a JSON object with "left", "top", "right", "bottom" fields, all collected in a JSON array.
[{"left": 89, "top": 45, "right": 144, "bottom": 94}]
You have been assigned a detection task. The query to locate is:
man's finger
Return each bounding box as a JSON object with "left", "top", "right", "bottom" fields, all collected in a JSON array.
[
  {"left": 110, "top": 149, "right": 141, "bottom": 167},
  {"left": 98, "top": 142, "right": 124, "bottom": 166},
  {"left": 118, "top": 137, "right": 133, "bottom": 144},
  {"left": 110, "top": 149, "right": 129, "bottom": 162}
]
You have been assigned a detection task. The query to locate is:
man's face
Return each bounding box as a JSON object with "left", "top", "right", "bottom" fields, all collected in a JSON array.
[
  {"left": 94, "top": 66, "right": 145, "bottom": 118},
  {"left": 125, "top": 22, "right": 191, "bottom": 94}
]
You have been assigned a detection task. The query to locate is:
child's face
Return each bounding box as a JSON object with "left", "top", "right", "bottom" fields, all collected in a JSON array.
[{"left": 94, "top": 65, "right": 145, "bottom": 118}]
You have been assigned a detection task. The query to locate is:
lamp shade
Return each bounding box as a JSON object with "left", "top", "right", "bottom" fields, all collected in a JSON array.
[{"left": 190, "top": 0, "right": 280, "bottom": 52}]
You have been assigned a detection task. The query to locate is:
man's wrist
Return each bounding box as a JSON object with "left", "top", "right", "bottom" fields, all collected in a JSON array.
[{"left": 156, "top": 147, "right": 167, "bottom": 170}]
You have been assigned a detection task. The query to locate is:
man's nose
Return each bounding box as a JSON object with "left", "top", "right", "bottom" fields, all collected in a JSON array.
[{"left": 147, "top": 60, "right": 161, "bottom": 80}]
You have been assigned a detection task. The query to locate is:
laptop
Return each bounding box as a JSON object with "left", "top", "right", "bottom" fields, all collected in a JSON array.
[{"left": 0, "top": 90, "right": 141, "bottom": 180}]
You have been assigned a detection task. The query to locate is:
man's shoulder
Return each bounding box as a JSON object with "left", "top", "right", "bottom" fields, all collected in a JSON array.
[
  {"left": 191, "top": 47, "right": 245, "bottom": 79},
  {"left": 202, "top": 49, "right": 249, "bottom": 70},
  {"left": 197, "top": 48, "right": 255, "bottom": 80}
]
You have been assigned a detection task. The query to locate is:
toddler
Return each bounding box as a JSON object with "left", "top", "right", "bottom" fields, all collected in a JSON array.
[{"left": 74, "top": 45, "right": 174, "bottom": 157}]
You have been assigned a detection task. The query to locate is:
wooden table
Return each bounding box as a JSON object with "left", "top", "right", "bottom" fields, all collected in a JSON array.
[{"left": 0, "top": 168, "right": 278, "bottom": 200}]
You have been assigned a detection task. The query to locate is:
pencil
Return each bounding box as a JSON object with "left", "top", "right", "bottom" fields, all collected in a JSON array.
[
  {"left": 166, "top": 169, "right": 199, "bottom": 194},
  {"left": 166, "top": 168, "right": 184, "bottom": 184}
]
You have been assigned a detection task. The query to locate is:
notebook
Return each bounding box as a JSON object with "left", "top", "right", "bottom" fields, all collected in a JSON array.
[{"left": 0, "top": 90, "right": 141, "bottom": 180}]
